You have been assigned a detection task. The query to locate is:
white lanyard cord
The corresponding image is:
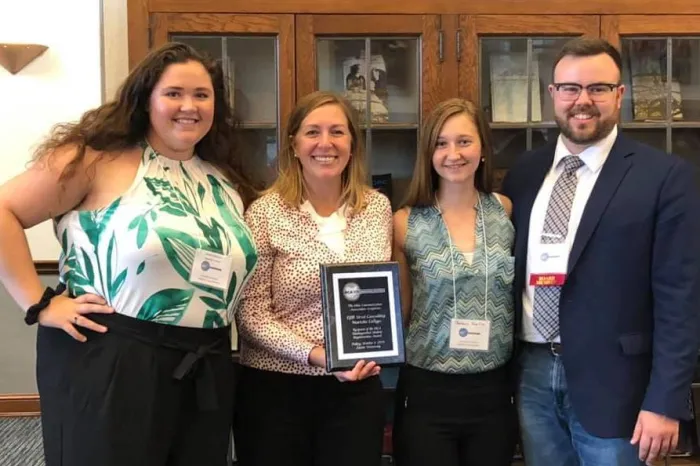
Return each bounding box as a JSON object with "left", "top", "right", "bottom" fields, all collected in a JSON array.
[{"left": 436, "top": 194, "right": 489, "bottom": 321}]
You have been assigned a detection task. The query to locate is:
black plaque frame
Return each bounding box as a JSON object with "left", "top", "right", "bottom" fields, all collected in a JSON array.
[{"left": 320, "top": 261, "right": 405, "bottom": 372}]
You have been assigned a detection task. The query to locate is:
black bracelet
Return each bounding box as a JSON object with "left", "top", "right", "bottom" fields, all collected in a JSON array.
[{"left": 24, "top": 283, "right": 67, "bottom": 326}]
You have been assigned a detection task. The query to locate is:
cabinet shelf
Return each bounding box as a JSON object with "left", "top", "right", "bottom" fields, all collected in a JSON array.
[
  {"left": 621, "top": 121, "right": 700, "bottom": 129},
  {"left": 489, "top": 122, "right": 559, "bottom": 129},
  {"left": 240, "top": 121, "right": 277, "bottom": 129},
  {"left": 360, "top": 123, "right": 419, "bottom": 130}
]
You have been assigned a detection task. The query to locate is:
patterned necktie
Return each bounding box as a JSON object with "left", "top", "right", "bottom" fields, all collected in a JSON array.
[{"left": 532, "top": 155, "right": 585, "bottom": 341}]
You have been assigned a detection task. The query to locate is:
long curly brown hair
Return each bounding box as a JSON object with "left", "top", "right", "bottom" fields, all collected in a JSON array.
[{"left": 33, "top": 42, "right": 259, "bottom": 206}]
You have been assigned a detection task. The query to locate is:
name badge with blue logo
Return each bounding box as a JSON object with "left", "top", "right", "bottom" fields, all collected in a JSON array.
[
  {"left": 449, "top": 319, "right": 490, "bottom": 351},
  {"left": 529, "top": 243, "right": 568, "bottom": 287},
  {"left": 189, "top": 249, "right": 233, "bottom": 291}
]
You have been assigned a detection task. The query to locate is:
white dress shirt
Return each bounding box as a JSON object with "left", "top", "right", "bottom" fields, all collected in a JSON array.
[{"left": 521, "top": 126, "right": 618, "bottom": 343}]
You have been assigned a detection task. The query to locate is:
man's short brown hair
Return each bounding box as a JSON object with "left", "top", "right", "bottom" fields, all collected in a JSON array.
[{"left": 552, "top": 37, "right": 623, "bottom": 80}]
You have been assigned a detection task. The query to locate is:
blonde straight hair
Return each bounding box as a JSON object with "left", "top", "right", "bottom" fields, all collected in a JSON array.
[
  {"left": 270, "top": 91, "right": 370, "bottom": 213},
  {"left": 402, "top": 98, "right": 494, "bottom": 208}
]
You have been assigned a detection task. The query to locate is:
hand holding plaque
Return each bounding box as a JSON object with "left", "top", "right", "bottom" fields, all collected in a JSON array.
[
  {"left": 310, "top": 347, "right": 381, "bottom": 382},
  {"left": 320, "top": 261, "right": 405, "bottom": 372}
]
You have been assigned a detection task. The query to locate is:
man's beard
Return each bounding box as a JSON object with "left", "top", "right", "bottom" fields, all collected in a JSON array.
[{"left": 555, "top": 105, "right": 616, "bottom": 145}]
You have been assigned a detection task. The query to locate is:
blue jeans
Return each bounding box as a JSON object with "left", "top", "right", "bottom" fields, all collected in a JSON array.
[{"left": 517, "top": 343, "right": 643, "bottom": 466}]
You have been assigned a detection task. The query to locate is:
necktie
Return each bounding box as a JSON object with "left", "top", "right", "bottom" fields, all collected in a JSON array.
[{"left": 532, "top": 155, "right": 585, "bottom": 341}]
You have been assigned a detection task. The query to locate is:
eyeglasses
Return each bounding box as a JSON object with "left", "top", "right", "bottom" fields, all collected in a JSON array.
[{"left": 552, "top": 83, "right": 621, "bottom": 102}]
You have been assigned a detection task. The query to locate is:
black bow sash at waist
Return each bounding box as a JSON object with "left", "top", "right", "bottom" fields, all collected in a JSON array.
[{"left": 89, "top": 311, "right": 230, "bottom": 411}]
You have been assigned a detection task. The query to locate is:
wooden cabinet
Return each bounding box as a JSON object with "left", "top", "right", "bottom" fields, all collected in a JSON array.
[{"left": 128, "top": 1, "right": 700, "bottom": 195}]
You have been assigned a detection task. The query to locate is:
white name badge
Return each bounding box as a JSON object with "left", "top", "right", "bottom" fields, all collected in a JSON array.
[
  {"left": 529, "top": 243, "right": 569, "bottom": 286},
  {"left": 189, "top": 249, "right": 234, "bottom": 291},
  {"left": 449, "top": 319, "right": 491, "bottom": 351}
]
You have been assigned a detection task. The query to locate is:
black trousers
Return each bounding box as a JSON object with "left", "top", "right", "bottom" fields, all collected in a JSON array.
[
  {"left": 234, "top": 366, "right": 385, "bottom": 466},
  {"left": 36, "top": 312, "right": 235, "bottom": 466},
  {"left": 392, "top": 364, "right": 517, "bottom": 466}
]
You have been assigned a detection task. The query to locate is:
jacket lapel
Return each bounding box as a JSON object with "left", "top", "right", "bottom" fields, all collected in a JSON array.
[
  {"left": 567, "top": 135, "right": 634, "bottom": 273},
  {"left": 515, "top": 146, "right": 555, "bottom": 275}
]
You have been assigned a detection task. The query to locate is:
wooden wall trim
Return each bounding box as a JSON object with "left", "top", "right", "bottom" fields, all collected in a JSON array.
[
  {"left": 473, "top": 15, "right": 600, "bottom": 36},
  {"left": 164, "top": 13, "right": 290, "bottom": 32},
  {"left": 151, "top": 13, "right": 171, "bottom": 46},
  {"left": 421, "top": 15, "right": 442, "bottom": 120},
  {"left": 35, "top": 261, "right": 59, "bottom": 275},
  {"left": 295, "top": 15, "right": 316, "bottom": 100},
  {"left": 601, "top": 16, "right": 621, "bottom": 49},
  {"left": 148, "top": 0, "right": 700, "bottom": 15},
  {"left": 613, "top": 15, "right": 700, "bottom": 34},
  {"left": 128, "top": 0, "right": 150, "bottom": 69},
  {"left": 278, "top": 14, "right": 296, "bottom": 136},
  {"left": 309, "top": 14, "right": 424, "bottom": 34},
  {"left": 0, "top": 394, "right": 40, "bottom": 417},
  {"left": 440, "top": 14, "right": 459, "bottom": 106}
]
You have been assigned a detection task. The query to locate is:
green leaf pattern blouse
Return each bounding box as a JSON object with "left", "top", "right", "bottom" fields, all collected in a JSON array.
[{"left": 55, "top": 142, "right": 257, "bottom": 328}]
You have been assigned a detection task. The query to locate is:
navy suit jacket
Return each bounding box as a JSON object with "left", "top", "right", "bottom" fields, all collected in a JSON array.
[{"left": 502, "top": 133, "right": 700, "bottom": 438}]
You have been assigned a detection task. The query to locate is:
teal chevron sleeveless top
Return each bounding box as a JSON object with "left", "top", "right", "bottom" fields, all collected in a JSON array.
[{"left": 404, "top": 193, "right": 515, "bottom": 373}]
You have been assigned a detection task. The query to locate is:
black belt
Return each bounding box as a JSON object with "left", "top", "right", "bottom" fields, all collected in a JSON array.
[{"left": 525, "top": 341, "right": 563, "bottom": 356}]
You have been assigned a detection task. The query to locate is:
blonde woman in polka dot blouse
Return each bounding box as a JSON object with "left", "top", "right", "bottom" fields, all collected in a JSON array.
[{"left": 234, "top": 91, "right": 392, "bottom": 466}]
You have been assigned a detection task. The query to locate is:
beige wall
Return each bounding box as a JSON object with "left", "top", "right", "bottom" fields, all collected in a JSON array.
[
  {"left": 0, "top": 276, "right": 58, "bottom": 394},
  {"left": 103, "top": 0, "right": 130, "bottom": 101},
  {"left": 0, "top": 0, "right": 129, "bottom": 395}
]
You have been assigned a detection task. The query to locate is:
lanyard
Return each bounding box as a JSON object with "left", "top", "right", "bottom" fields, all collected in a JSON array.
[{"left": 436, "top": 193, "right": 489, "bottom": 321}]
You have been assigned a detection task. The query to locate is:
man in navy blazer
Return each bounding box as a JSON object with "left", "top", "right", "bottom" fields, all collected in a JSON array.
[{"left": 502, "top": 37, "right": 700, "bottom": 466}]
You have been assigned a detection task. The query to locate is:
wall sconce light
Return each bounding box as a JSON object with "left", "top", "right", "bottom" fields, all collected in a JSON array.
[{"left": 0, "top": 43, "right": 49, "bottom": 74}]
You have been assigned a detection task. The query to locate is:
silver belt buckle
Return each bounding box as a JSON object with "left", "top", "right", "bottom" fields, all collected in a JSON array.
[{"left": 550, "top": 342, "right": 562, "bottom": 356}]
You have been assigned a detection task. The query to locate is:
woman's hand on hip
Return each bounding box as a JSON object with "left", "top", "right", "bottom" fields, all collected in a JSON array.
[{"left": 38, "top": 293, "right": 114, "bottom": 342}]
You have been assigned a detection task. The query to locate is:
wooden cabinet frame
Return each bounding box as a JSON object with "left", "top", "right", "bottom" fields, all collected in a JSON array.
[
  {"left": 602, "top": 15, "right": 700, "bottom": 49},
  {"left": 129, "top": 0, "right": 700, "bottom": 69},
  {"left": 143, "top": 0, "right": 700, "bottom": 15}
]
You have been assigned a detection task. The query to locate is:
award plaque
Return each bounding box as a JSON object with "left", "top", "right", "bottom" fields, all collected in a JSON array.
[{"left": 320, "top": 261, "right": 405, "bottom": 372}]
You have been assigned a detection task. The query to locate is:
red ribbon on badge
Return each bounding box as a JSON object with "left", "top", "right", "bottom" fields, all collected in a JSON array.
[{"left": 530, "top": 274, "right": 566, "bottom": 286}]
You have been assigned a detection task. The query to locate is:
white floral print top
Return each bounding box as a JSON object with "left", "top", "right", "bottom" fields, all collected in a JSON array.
[{"left": 55, "top": 142, "right": 257, "bottom": 329}]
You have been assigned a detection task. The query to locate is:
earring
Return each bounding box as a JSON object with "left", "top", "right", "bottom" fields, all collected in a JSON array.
[
  {"left": 293, "top": 152, "right": 299, "bottom": 158},
  {"left": 481, "top": 157, "right": 485, "bottom": 162}
]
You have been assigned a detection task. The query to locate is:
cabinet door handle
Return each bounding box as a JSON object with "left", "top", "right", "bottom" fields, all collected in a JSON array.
[
  {"left": 456, "top": 29, "right": 462, "bottom": 62},
  {"left": 438, "top": 30, "right": 444, "bottom": 62}
]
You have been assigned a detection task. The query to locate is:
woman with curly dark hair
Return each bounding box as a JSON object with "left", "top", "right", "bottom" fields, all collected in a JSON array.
[{"left": 0, "top": 42, "right": 258, "bottom": 466}]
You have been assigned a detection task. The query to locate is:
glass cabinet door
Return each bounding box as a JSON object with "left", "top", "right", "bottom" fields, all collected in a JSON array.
[
  {"left": 316, "top": 37, "right": 420, "bottom": 208},
  {"left": 603, "top": 15, "right": 700, "bottom": 185},
  {"left": 459, "top": 15, "right": 599, "bottom": 190},
  {"left": 619, "top": 37, "right": 700, "bottom": 182},
  {"left": 296, "top": 15, "right": 442, "bottom": 209},
  {"left": 152, "top": 13, "right": 295, "bottom": 188}
]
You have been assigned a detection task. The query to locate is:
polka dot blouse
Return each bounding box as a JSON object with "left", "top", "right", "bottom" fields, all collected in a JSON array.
[{"left": 237, "top": 189, "right": 392, "bottom": 376}]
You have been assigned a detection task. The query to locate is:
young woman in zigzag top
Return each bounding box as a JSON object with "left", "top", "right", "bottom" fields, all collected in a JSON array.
[
  {"left": 392, "top": 98, "right": 517, "bottom": 466},
  {"left": 0, "top": 43, "right": 257, "bottom": 466}
]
